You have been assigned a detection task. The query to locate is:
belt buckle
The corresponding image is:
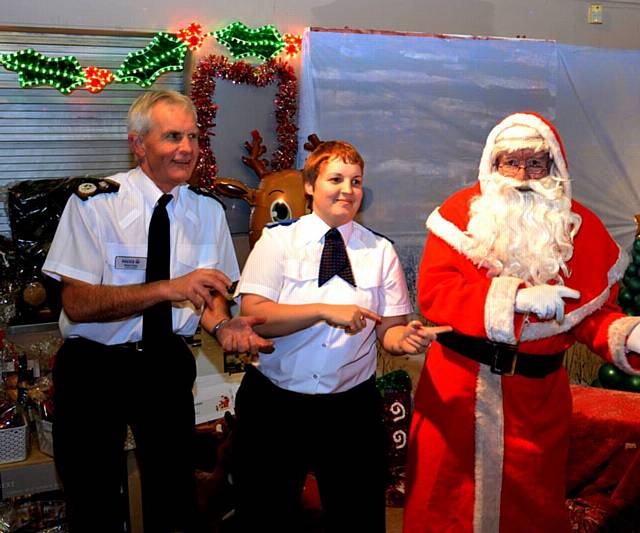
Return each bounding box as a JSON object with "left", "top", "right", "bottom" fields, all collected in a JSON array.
[
  {"left": 132, "top": 341, "right": 144, "bottom": 352},
  {"left": 490, "top": 342, "right": 518, "bottom": 376}
]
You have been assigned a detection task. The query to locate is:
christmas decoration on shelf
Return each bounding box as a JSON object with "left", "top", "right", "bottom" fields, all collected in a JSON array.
[
  {"left": 115, "top": 32, "right": 187, "bottom": 87},
  {"left": 0, "top": 21, "right": 301, "bottom": 94},
  {"left": 375, "top": 370, "right": 413, "bottom": 507},
  {"left": 213, "top": 22, "right": 285, "bottom": 60},
  {"left": 191, "top": 54, "right": 298, "bottom": 189},
  {"left": 604, "top": 217, "right": 640, "bottom": 393},
  {"left": 618, "top": 223, "right": 640, "bottom": 316},
  {"left": 283, "top": 33, "right": 303, "bottom": 58},
  {"left": 376, "top": 369, "right": 412, "bottom": 394},
  {"left": 595, "top": 362, "right": 640, "bottom": 393},
  {"left": 0, "top": 49, "right": 85, "bottom": 94}
]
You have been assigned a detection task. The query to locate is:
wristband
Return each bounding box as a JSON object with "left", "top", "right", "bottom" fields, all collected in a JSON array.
[{"left": 211, "top": 318, "right": 230, "bottom": 341}]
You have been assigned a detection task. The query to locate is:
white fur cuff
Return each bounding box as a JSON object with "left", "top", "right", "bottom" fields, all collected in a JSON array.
[
  {"left": 485, "top": 276, "right": 522, "bottom": 345},
  {"left": 609, "top": 316, "right": 640, "bottom": 376}
]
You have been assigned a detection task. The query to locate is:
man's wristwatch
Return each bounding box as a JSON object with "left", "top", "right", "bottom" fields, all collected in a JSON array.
[{"left": 211, "top": 318, "right": 230, "bottom": 341}]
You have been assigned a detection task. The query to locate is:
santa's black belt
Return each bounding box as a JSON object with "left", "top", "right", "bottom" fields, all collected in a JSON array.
[{"left": 436, "top": 331, "right": 564, "bottom": 378}]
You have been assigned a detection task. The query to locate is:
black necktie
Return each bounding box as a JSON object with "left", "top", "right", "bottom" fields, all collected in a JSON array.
[
  {"left": 318, "top": 228, "right": 356, "bottom": 287},
  {"left": 143, "top": 193, "right": 173, "bottom": 343}
]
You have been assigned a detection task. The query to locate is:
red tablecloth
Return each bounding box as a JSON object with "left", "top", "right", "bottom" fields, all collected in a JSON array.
[{"left": 567, "top": 385, "right": 640, "bottom": 532}]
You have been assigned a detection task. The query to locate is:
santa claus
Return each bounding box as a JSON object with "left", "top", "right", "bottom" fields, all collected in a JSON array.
[{"left": 404, "top": 112, "right": 640, "bottom": 533}]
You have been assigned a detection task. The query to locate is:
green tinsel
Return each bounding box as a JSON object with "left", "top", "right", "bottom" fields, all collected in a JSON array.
[{"left": 376, "top": 369, "right": 412, "bottom": 395}]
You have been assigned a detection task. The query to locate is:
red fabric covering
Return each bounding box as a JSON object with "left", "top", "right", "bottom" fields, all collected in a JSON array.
[{"left": 567, "top": 385, "right": 640, "bottom": 532}]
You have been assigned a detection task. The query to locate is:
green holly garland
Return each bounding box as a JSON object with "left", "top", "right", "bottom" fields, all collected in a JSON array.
[
  {"left": 213, "top": 22, "right": 285, "bottom": 61},
  {"left": 0, "top": 49, "right": 85, "bottom": 94},
  {"left": 0, "top": 21, "right": 299, "bottom": 94},
  {"left": 115, "top": 32, "right": 188, "bottom": 87}
]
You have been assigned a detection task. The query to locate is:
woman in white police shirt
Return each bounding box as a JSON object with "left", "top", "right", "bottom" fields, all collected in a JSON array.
[
  {"left": 232, "top": 140, "right": 451, "bottom": 533},
  {"left": 42, "top": 90, "right": 271, "bottom": 533}
]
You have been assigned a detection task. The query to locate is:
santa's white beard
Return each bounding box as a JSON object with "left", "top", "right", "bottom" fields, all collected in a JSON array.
[{"left": 463, "top": 172, "right": 582, "bottom": 285}]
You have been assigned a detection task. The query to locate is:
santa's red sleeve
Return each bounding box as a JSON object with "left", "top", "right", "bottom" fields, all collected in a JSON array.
[
  {"left": 549, "top": 202, "right": 640, "bottom": 375},
  {"left": 571, "top": 286, "right": 640, "bottom": 373}
]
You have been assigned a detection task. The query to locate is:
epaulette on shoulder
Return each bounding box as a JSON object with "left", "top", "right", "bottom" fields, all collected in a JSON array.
[
  {"left": 74, "top": 178, "right": 120, "bottom": 201},
  {"left": 266, "top": 218, "right": 299, "bottom": 229},
  {"left": 362, "top": 225, "right": 394, "bottom": 244},
  {"left": 187, "top": 185, "right": 226, "bottom": 209}
]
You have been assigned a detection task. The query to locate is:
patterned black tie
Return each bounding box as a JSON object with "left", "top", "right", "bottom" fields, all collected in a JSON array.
[
  {"left": 143, "top": 193, "right": 173, "bottom": 344},
  {"left": 318, "top": 228, "right": 356, "bottom": 287}
]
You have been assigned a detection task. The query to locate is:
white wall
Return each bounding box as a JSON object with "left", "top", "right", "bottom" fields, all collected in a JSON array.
[
  {"left": 3, "top": 0, "right": 640, "bottom": 50},
  {"left": 3, "top": 0, "right": 640, "bottom": 251}
]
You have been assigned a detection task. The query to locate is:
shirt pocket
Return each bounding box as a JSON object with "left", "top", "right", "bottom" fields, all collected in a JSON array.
[
  {"left": 105, "top": 243, "right": 148, "bottom": 285},
  {"left": 280, "top": 259, "right": 319, "bottom": 303},
  {"left": 353, "top": 259, "right": 383, "bottom": 309},
  {"left": 283, "top": 259, "right": 318, "bottom": 283},
  {"left": 175, "top": 244, "right": 220, "bottom": 277}
]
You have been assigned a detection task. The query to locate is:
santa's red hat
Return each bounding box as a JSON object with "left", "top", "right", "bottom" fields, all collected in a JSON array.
[{"left": 478, "top": 112, "right": 571, "bottom": 199}]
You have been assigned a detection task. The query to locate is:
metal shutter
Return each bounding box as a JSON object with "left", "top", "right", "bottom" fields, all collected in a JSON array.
[{"left": 0, "top": 27, "right": 188, "bottom": 237}]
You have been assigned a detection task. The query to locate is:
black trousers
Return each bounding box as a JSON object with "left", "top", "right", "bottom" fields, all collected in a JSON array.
[
  {"left": 52, "top": 336, "right": 198, "bottom": 533},
  {"left": 232, "top": 365, "right": 387, "bottom": 533}
]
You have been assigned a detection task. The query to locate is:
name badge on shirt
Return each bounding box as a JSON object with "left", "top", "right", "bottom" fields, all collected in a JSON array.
[{"left": 115, "top": 256, "right": 147, "bottom": 270}]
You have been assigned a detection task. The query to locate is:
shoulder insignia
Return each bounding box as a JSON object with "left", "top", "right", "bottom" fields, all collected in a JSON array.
[
  {"left": 187, "top": 185, "right": 226, "bottom": 209},
  {"left": 362, "top": 225, "right": 394, "bottom": 244},
  {"left": 266, "top": 218, "right": 299, "bottom": 229},
  {"left": 74, "top": 178, "right": 120, "bottom": 201}
]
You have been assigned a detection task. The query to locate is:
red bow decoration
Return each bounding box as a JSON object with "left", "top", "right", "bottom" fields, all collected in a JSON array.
[
  {"left": 283, "top": 33, "right": 302, "bottom": 57},
  {"left": 177, "top": 22, "right": 207, "bottom": 51},
  {"left": 83, "top": 66, "right": 114, "bottom": 93}
]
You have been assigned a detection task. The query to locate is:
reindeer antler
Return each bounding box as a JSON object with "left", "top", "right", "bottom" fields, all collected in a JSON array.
[
  {"left": 242, "top": 130, "right": 269, "bottom": 180},
  {"left": 304, "top": 133, "right": 323, "bottom": 152}
]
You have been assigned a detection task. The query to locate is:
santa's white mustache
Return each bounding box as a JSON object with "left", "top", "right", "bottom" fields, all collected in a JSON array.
[{"left": 495, "top": 174, "right": 567, "bottom": 201}]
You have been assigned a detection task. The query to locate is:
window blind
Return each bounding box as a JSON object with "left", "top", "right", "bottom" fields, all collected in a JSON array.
[{"left": 0, "top": 27, "right": 187, "bottom": 237}]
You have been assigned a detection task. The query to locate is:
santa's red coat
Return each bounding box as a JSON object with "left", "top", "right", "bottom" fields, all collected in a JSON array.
[{"left": 404, "top": 184, "right": 637, "bottom": 533}]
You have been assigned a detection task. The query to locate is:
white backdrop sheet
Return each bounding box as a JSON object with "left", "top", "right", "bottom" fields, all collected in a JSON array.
[{"left": 297, "top": 29, "right": 640, "bottom": 299}]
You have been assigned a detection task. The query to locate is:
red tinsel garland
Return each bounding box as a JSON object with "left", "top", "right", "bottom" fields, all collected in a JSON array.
[{"left": 191, "top": 55, "right": 298, "bottom": 189}]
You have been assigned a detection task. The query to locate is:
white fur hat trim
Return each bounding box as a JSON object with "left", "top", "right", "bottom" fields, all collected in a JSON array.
[{"left": 478, "top": 112, "right": 571, "bottom": 200}]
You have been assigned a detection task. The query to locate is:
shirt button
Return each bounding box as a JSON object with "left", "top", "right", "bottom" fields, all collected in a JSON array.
[
  {"left": 312, "top": 374, "right": 319, "bottom": 380},
  {"left": 322, "top": 343, "right": 327, "bottom": 348}
]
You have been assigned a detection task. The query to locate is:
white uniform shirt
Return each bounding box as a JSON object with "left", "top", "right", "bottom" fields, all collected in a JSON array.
[
  {"left": 237, "top": 213, "right": 412, "bottom": 394},
  {"left": 42, "top": 167, "right": 240, "bottom": 344}
]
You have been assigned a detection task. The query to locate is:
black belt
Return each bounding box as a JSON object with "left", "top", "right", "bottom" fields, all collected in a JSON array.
[
  {"left": 109, "top": 334, "right": 187, "bottom": 352},
  {"left": 436, "top": 331, "right": 564, "bottom": 378},
  {"left": 112, "top": 341, "right": 146, "bottom": 352}
]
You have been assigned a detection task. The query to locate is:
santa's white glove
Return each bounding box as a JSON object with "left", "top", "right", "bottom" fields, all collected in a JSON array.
[
  {"left": 626, "top": 324, "right": 640, "bottom": 354},
  {"left": 515, "top": 285, "right": 581, "bottom": 322}
]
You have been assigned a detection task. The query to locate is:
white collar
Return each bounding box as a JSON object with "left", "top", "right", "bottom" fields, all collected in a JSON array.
[
  {"left": 133, "top": 167, "right": 182, "bottom": 211},
  {"left": 303, "top": 213, "right": 354, "bottom": 245}
]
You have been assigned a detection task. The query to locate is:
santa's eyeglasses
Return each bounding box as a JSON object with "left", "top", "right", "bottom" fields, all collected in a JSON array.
[{"left": 497, "top": 156, "right": 550, "bottom": 178}]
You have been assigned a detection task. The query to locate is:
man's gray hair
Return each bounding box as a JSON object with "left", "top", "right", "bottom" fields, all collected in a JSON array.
[{"left": 127, "top": 91, "right": 197, "bottom": 136}]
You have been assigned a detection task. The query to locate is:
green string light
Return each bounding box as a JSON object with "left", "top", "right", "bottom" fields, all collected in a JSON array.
[
  {"left": 214, "top": 22, "right": 285, "bottom": 61},
  {"left": 0, "top": 21, "right": 295, "bottom": 94},
  {"left": 115, "top": 32, "right": 188, "bottom": 87},
  {"left": 0, "top": 49, "right": 84, "bottom": 94}
]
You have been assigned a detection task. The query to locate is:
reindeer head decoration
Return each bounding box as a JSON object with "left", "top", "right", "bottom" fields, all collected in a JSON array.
[{"left": 213, "top": 131, "right": 322, "bottom": 248}]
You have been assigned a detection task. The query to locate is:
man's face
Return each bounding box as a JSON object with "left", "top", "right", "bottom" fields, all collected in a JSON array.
[
  {"left": 132, "top": 101, "right": 199, "bottom": 192},
  {"left": 304, "top": 156, "right": 363, "bottom": 228},
  {"left": 496, "top": 148, "right": 550, "bottom": 182}
]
